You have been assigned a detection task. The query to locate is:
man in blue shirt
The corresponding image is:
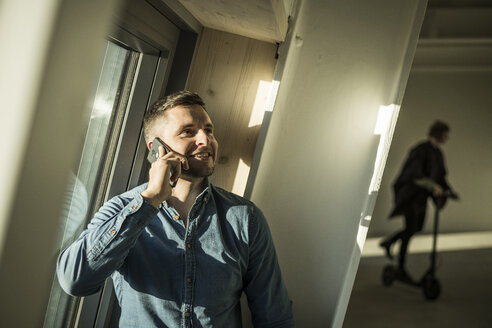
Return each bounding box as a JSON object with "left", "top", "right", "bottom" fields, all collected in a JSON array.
[{"left": 57, "top": 91, "right": 294, "bottom": 327}]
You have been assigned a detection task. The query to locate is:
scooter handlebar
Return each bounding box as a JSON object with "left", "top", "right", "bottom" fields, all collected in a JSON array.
[{"left": 444, "top": 190, "right": 459, "bottom": 200}]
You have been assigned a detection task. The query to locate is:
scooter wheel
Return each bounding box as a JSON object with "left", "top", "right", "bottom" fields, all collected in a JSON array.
[
  {"left": 382, "top": 265, "right": 396, "bottom": 286},
  {"left": 422, "top": 275, "right": 441, "bottom": 300}
]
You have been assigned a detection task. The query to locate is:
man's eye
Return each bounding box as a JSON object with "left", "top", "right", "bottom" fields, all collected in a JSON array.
[
  {"left": 181, "top": 129, "right": 194, "bottom": 136},
  {"left": 205, "top": 128, "right": 214, "bottom": 134}
]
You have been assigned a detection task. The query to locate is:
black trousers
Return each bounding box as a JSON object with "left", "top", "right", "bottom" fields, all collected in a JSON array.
[{"left": 384, "top": 207, "right": 426, "bottom": 268}]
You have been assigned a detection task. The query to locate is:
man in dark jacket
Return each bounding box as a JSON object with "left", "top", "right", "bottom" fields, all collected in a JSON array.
[{"left": 379, "top": 121, "right": 458, "bottom": 281}]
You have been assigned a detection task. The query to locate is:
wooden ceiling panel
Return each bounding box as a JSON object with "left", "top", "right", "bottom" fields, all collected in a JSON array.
[{"left": 177, "top": 0, "right": 288, "bottom": 43}]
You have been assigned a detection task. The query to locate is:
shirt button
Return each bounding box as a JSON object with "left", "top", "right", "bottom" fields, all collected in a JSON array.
[
  {"left": 186, "top": 243, "right": 191, "bottom": 249},
  {"left": 186, "top": 277, "right": 192, "bottom": 283},
  {"left": 173, "top": 215, "right": 180, "bottom": 220},
  {"left": 185, "top": 311, "right": 191, "bottom": 317},
  {"left": 204, "top": 196, "right": 208, "bottom": 202},
  {"left": 110, "top": 229, "right": 116, "bottom": 235},
  {"left": 132, "top": 205, "right": 138, "bottom": 210}
]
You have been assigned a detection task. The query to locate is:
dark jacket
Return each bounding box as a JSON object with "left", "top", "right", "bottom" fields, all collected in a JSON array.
[{"left": 390, "top": 141, "right": 450, "bottom": 218}]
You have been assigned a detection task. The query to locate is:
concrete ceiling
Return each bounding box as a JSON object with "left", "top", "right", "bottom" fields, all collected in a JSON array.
[{"left": 415, "top": 0, "right": 492, "bottom": 68}]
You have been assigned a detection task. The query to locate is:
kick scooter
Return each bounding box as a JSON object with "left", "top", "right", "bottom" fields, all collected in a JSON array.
[{"left": 381, "top": 191, "right": 457, "bottom": 300}]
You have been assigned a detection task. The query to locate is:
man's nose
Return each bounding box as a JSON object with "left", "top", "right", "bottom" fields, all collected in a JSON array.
[{"left": 195, "top": 129, "right": 209, "bottom": 145}]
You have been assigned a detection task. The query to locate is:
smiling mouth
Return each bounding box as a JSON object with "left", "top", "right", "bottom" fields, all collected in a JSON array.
[{"left": 190, "top": 152, "right": 212, "bottom": 160}]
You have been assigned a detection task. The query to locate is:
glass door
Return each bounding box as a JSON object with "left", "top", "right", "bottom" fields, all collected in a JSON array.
[
  {"left": 43, "top": 23, "right": 177, "bottom": 327},
  {"left": 43, "top": 39, "right": 140, "bottom": 328},
  {"left": 40, "top": 0, "right": 188, "bottom": 324}
]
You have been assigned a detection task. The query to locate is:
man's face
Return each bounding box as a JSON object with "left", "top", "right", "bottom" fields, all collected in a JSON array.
[
  {"left": 440, "top": 132, "right": 449, "bottom": 144},
  {"left": 151, "top": 104, "right": 218, "bottom": 179}
]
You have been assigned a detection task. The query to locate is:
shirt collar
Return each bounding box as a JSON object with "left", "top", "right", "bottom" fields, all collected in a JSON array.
[{"left": 160, "top": 179, "right": 213, "bottom": 209}]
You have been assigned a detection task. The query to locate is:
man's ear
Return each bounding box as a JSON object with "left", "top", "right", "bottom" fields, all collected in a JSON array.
[{"left": 147, "top": 140, "right": 153, "bottom": 150}]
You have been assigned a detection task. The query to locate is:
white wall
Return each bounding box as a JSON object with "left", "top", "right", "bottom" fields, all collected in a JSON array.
[
  {"left": 369, "top": 68, "right": 492, "bottom": 237},
  {"left": 248, "top": 0, "right": 427, "bottom": 326},
  {"left": 0, "top": 0, "right": 120, "bottom": 326}
]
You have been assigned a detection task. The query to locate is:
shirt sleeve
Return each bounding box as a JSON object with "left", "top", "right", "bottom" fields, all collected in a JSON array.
[
  {"left": 56, "top": 192, "right": 158, "bottom": 296},
  {"left": 244, "top": 207, "right": 295, "bottom": 328}
]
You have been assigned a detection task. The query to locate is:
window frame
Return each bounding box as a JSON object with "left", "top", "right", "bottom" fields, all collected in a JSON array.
[
  {"left": 57, "top": 2, "right": 199, "bottom": 326},
  {"left": 74, "top": 27, "right": 176, "bottom": 328}
]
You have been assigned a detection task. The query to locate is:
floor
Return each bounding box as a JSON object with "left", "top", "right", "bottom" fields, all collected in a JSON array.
[{"left": 344, "top": 241, "right": 492, "bottom": 328}]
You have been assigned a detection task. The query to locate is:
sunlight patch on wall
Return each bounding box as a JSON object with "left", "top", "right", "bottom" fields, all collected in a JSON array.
[
  {"left": 248, "top": 80, "right": 280, "bottom": 127},
  {"left": 230, "top": 80, "right": 280, "bottom": 196},
  {"left": 369, "top": 104, "right": 400, "bottom": 193},
  {"left": 232, "top": 158, "right": 250, "bottom": 196},
  {"left": 356, "top": 104, "right": 401, "bottom": 254},
  {"left": 356, "top": 215, "right": 372, "bottom": 252}
]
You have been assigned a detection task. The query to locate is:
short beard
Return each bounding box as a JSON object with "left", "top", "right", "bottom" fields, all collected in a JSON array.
[{"left": 181, "top": 166, "right": 215, "bottom": 180}]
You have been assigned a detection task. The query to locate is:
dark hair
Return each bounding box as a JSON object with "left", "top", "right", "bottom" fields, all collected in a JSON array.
[
  {"left": 428, "top": 120, "right": 450, "bottom": 141},
  {"left": 143, "top": 90, "right": 206, "bottom": 142}
]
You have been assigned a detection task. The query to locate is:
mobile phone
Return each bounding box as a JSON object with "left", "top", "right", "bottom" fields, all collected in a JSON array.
[{"left": 147, "top": 137, "right": 177, "bottom": 187}]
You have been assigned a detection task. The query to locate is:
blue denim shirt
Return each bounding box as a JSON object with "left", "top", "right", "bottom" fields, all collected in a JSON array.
[{"left": 57, "top": 182, "right": 294, "bottom": 327}]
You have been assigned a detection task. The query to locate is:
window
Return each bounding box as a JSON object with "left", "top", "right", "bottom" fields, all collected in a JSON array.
[
  {"left": 41, "top": 1, "right": 189, "bottom": 323},
  {"left": 43, "top": 39, "right": 139, "bottom": 328}
]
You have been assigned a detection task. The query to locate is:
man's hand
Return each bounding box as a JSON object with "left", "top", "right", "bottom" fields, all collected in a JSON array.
[
  {"left": 432, "top": 185, "right": 444, "bottom": 197},
  {"left": 141, "top": 146, "right": 188, "bottom": 208},
  {"left": 447, "top": 190, "right": 460, "bottom": 201}
]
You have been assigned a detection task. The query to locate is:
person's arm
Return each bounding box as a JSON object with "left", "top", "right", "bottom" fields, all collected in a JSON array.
[
  {"left": 244, "top": 207, "right": 295, "bottom": 328},
  {"left": 57, "top": 145, "right": 188, "bottom": 296},
  {"left": 436, "top": 154, "right": 456, "bottom": 196},
  {"left": 402, "top": 144, "right": 447, "bottom": 196},
  {"left": 56, "top": 191, "right": 158, "bottom": 296},
  {"left": 414, "top": 177, "right": 438, "bottom": 190}
]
